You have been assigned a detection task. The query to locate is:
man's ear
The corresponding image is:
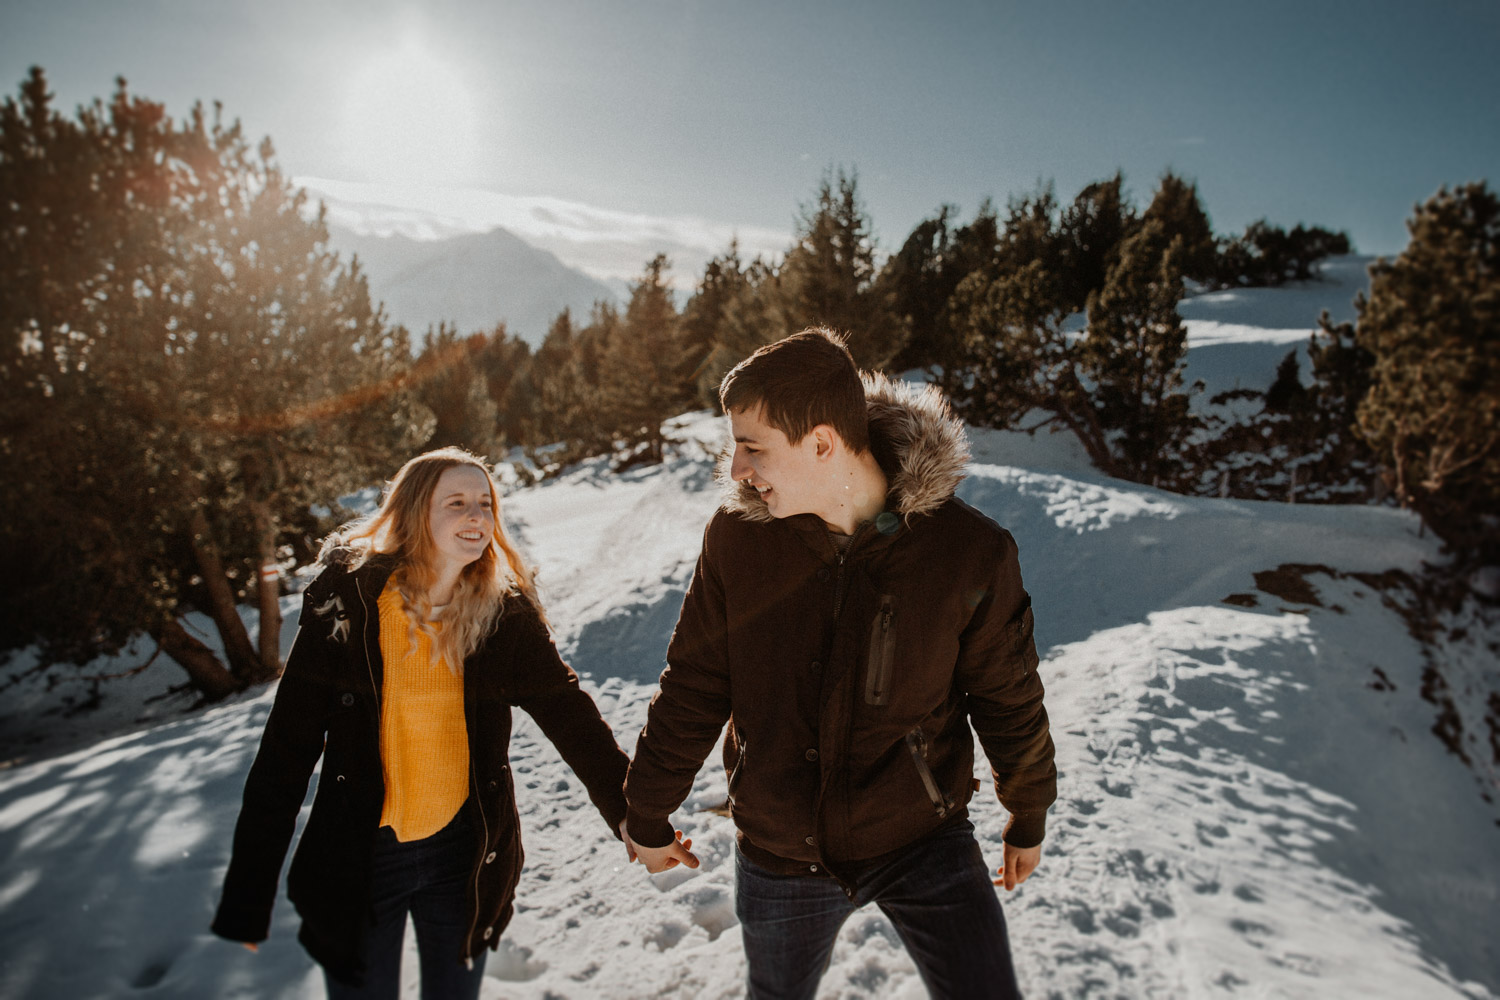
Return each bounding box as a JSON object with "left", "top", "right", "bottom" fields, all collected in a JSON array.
[{"left": 810, "top": 424, "right": 839, "bottom": 460}]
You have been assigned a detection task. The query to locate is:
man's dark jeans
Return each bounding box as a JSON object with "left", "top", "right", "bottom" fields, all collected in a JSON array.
[
  {"left": 734, "top": 819, "right": 1022, "bottom": 1000},
  {"left": 324, "top": 808, "right": 487, "bottom": 1000}
]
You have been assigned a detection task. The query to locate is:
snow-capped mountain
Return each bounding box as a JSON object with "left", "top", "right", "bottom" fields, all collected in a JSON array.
[{"left": 326, "top": 223, "right": 619, "bottom": 347}]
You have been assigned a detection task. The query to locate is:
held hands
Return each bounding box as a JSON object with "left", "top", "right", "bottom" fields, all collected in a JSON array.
[
  {"left": 994, "top": 841, "right": 1041, "bottom": 891},
  {"left": 623, "top": 826, "right": 700, "bottom": 874}
]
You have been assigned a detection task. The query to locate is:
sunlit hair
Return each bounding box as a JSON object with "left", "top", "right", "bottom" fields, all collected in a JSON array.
[
  {"left": 719, "top": 327, "right": 871, "bottom": 453},
  {"left": 329, "top": 447, "right": 541, "bottom": 673}
]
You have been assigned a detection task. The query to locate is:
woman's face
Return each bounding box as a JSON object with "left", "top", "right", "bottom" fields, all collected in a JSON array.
[{"left": 427, "top": 464, "right": 495, "bottom": 575}]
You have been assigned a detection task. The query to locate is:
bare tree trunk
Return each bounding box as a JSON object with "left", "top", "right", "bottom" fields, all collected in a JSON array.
[
  {"left": 251, "top": 500, "right": 284, "bottom": 679},
  {"left": 188, "top": 507, "right": 269, "bottom": 684},
  {"left": 150, "top": 618, "right": 241, "bottom": 701}
]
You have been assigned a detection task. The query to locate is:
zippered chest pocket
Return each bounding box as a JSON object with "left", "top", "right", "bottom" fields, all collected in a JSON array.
[{"left": 864, "top": 595, "right": 897, "bottom": 706}]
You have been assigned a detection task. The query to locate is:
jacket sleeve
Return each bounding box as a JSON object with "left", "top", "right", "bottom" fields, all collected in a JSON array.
[
  {"left": 504, "top": 597, "right": 631, "bottom": 837},
  {"left": 955, "top": 529, "right": 1057, "bottom": 849},
  {"left": 623, "top": 518, "right": 733, "bottom": 849},
  {"left": 210, "top": 581, "right": 336, "bottom": 943}
]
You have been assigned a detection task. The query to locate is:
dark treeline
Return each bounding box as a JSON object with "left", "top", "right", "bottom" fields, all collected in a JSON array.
[{"left": 3, "top": 69, "right": 1495, "bottom": 700}]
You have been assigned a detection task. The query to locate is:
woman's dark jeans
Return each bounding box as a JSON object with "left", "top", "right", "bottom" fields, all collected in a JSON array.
[
  {"left": 735, "top": 819, "right": 1022, "bottom": 999},
  {"left": 324, "top": 809, "right": 487, "bottom": 1000}
]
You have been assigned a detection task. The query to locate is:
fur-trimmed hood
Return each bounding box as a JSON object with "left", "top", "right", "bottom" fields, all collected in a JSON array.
[{"left": 717, "top": 372, "right": 971, "bottom": 525}]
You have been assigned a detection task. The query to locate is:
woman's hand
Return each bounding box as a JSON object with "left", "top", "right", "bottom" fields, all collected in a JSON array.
[
  {"left": 619, "top": 820, "right": 638, "bottom": 863},
  {"left": 242, "top": 943, "right": 259, "bottom": 953}
]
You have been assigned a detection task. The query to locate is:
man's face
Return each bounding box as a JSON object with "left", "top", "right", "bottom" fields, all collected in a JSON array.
[{"left": 728, "top": 404, "right": 825, "bottom": 521}]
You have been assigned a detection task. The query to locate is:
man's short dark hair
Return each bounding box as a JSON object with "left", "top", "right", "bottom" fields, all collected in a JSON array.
[{"left": 718, "top": 327, "right": 870, "bottom": 454}]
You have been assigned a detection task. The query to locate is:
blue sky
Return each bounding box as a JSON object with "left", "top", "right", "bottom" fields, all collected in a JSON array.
[{"left": 2, "top": 0, "right": 1496, "bottom": 270}]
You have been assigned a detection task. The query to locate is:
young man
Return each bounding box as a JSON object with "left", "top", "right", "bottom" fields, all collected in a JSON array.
[{"left": 623, "top": 328, "right": 1056, "bottom": 999}]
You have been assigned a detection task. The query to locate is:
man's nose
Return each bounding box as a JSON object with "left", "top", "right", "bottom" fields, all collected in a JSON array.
[{"left": 729, "top": 448, "right": 750, "bottom": 482}]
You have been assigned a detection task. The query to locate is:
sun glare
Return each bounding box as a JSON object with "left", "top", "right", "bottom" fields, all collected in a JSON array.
[{"left": 340, "top": 36, "right": 482, "bottom": 188}]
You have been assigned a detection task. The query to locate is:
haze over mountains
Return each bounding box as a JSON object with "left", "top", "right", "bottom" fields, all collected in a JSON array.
[{"left": 325, "top": 223, "right": 620, "bottom": 347}]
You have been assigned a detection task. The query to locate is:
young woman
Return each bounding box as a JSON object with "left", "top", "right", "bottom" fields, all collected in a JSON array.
[{"left": 212, "top": 447, "right": 632, "bottom": 999}]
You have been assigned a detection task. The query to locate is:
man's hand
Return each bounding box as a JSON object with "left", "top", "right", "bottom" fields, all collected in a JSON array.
[
  {"left": 629, "top": 828, "right": 700, "bottom": 874},
  {"left": 995, "top": 842, "right": 1041, "bottom": 891}
]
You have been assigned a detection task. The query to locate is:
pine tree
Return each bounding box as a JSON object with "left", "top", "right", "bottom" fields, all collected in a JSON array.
[
  {"left": 0, "top": 69, "right": 431, "bottom": 697},
  {"left": 415, "top": 323, "right": 501, "bottom": 454},
  {"left": 698, "top": 255, "right": 785, "bottom": 404},
  {"left": 777, "top": 169, "right": 908, "bottom": 369},
  {"left": 1084, "top": 219, "right": 1199, "bottom": 485},
  {"left": 944, "top": 256, "right": 1117, "bottom": 473},
  {"left": 681, "top": 242, "right": 754, "bottom": 408},
  {"left": 600, "top": 255, "right": 690, "bottom": 466},
  {"left": 880, "top": 202, "right": 1000, "bottom": 373},
  {"left": 1141, "top": 172, "right": 1216, "bottom": 284},
  {"left": 474, "top": 325, "right": 533, "bottom": 447},
  {"left": 526, "top": 305, "right": 613, "bottom": 469},
  {"left": 1213, "top": 219, "right": 1352, "bottom": 287},
  {"left": 1057, "top": 173, "right": 1136, "bottom": 311},
  {"left": 1354, "top": 183, "right": 1499, "bottom": 560}
]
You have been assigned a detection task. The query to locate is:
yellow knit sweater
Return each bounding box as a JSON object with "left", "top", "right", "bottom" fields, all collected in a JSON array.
[{"left": 377, "top": 582, "right": 469, "bottom": 841}]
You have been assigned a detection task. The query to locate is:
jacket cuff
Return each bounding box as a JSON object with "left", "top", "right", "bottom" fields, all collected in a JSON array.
[
  {"left": 625, "top": 807, "right": 676, "bottom": 850},
  {"left": 1002, "top": 812, "right": 1046, "bottom": 849},
  {"left": 210, "top": 904, "right": 270, "bottom": 945}
]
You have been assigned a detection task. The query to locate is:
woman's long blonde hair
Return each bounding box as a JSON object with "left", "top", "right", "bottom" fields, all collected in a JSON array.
[{"left": 331, "top": 447, "right": 541, "bottom": 672}]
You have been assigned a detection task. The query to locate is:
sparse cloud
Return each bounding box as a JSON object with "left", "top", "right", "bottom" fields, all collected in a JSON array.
[{"left": 296, "top": 177, "right": 789, "bottom": 287}]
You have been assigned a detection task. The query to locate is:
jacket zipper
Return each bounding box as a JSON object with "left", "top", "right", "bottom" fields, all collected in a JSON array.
[
  {"left": 355, "top": 577, "right": 381, "bottom": 722},
  {"left": 905, "top": 728, "right": 953, "bottom": 818},
  {"left": 830, "top": 522, "right": 873, "bottom": 625},
  {"left": 863, "top": 596, "right": 896, "bottom": 706},
  {"left": 463, "top": 750, "right": 489, "bottom": 966}
]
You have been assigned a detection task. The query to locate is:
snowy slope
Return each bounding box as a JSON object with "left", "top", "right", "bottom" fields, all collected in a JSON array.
[
  {"left": 2, "top": 263, "right": 1498, "bottom": 1000},
  {"left": 1178, "top": 255, "right": 1372, "bottom": 404}
]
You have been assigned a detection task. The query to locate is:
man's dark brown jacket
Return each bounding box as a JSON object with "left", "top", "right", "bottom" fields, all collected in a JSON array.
[{"left": 625, "top": 375, "right": 1057, "bottom": 876}]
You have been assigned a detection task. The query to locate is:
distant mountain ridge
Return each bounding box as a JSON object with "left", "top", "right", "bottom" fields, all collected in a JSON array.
[{"left": 326, "top": 223, "right": 618, "bottom": 346}]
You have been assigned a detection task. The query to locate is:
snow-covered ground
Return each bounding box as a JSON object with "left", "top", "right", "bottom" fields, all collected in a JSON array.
[{"left": 2, "top": 258, "right": 1497, "bottom": 999}]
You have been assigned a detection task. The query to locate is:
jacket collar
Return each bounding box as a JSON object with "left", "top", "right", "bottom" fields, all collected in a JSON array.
[{"left": 716, "top": 373, "right": 970, "bottom": 527}]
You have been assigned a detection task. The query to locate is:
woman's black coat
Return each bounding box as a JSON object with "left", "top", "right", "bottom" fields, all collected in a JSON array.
[{"left": 211, "top": 551, "right": 630, "bottom": 983}]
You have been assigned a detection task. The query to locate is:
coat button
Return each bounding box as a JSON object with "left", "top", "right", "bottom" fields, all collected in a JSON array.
[
  {"left": 805, "top": 749, "right": 818, "bottom": 762},
  {"left": 809, "top": 864, "right": 819, "bottom": 873},
  {"left": 335, "top": 774, "right": 346, "bottom": 782},
  {"left": 483, "top": 926, "right": 493, "bottom": 940},
  {"left": 487, "top": 780, "right": 498, "bottom": 792},
  {"left": 817, "top": 568, "right": 830, "bottom": 582},
  {"left": 809, "top": 661, "right": 821, "bottom": 672},
  {"left": 340, "top": 693, "right": 354, "bottom": 707},
  {"left": 485, "top": 851, "right": 497, "bottom": 864},
  {"left": 805, "top": 836, "right": 816, "bottom": 847}
]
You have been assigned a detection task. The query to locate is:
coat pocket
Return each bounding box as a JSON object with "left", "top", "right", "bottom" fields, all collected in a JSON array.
[
  {"left": 863, "top": 595, "right": 897, "bottom": 706},
  {"left": 904, "top": 727, "right": 955, "bottom": 818}
]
